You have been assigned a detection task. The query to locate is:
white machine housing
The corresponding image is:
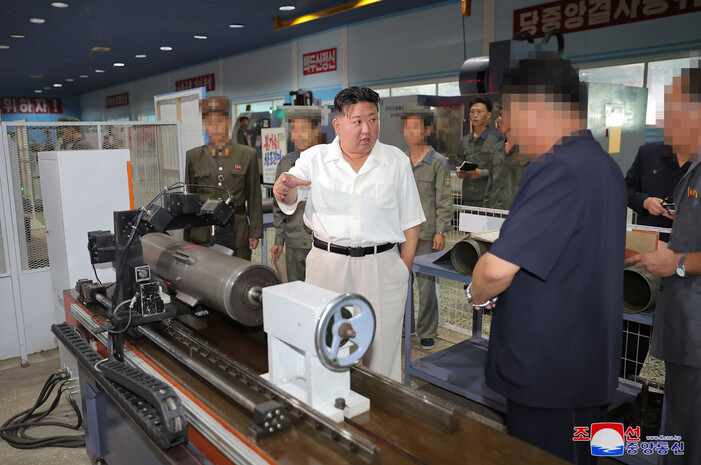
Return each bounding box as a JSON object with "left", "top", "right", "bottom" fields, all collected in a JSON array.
[{"left": 262, "top": 281, "right": 370, "bottom": 423}]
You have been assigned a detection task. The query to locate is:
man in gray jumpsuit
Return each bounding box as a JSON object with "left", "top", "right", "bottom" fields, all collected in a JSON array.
[
  {"left": 271, "top": 109, "right": 320, "bottom": 281},
  {"left": 456, "top": 96, "right": 505, "bottom": 207},
  {"left": 628, "top": 65, "right": 701, "bottom": 465},
  {"left": 402, "top": 107, "right": 453, "bottom": 350}
]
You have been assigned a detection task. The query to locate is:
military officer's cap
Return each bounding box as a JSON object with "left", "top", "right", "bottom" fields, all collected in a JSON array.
[{"left": 201, "top": 96, "right": 231, "bottom": 117}]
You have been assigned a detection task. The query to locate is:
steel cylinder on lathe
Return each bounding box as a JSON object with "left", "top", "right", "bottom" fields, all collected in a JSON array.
[{"left": 141, "top": 232, "right": 280, "bottom": 326}]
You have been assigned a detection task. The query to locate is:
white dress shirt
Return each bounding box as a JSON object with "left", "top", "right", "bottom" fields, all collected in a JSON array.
[{"left": 280, "top": 136, "right": 425, "bottom": 245}]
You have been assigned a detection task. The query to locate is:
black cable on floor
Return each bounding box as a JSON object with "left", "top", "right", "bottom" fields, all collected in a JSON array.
[{"left": 0, "top": 370, "right": 85, "bottom": 449}]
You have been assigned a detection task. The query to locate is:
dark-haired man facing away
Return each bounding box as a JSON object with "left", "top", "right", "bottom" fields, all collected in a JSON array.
[
  {"left": 467, "top": 56, "right": 627, "bottom": 464},
  {"left": 456, "top": 96, "right": 505, "bottom": 207},
  {"left": 273, "top": 87, "right": 425, "bottom": 381}
]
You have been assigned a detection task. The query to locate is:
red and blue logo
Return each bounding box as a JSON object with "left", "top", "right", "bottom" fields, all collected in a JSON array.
[{"left": 589, "top": 423, "right": 625, "bottom": 456}]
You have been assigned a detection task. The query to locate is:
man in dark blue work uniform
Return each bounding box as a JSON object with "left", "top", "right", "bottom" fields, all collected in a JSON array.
[
  {"left": 628, "top": 65, "right": 701, "bottom": 465},
  {"left": 467, "top": 55, "right": 627, "bottom": 464}
]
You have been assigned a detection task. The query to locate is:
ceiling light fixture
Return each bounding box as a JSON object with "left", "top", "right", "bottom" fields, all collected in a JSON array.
[
  {"left": 229, "top": 23, "right": 244, "bottom": 28},
  {"left": 10, "top": 34, "right": 26, "bottom": 39},
  {"left": 90, "top": 46, "right": 111, "bottom": 52},
  {"left": 113, "top": 62, "right": 125, "bottom": 67},
  {"left": 65, "top": 78, "right": 74, "bottom": 81},
  {"left": 30, "top": 74, "right": 43, "bottom": 78},
  {"left": 51, "top": 2, "right": 69, "bottom": 7},
  {"left": 0, "top": 45, "right": 9, "bottom": 49},
  {"left": 44, "top": 86, "right": 51, "bottom": 89},
  {"left": 30, "top": 18, "right": 45, "bottom": 24},
  {"left": 53, "top": 83, "right": 62, "bottom": 87},
  {"left": 274, "top": 0, "right": 383, "bottom": 30},
  {"left": 35, "top": 90, "right": 43, "bottom": 93},
  {"left": 79, "top": 75, "right": 88, "bottom": 78},
  {"left": 279, "top": 5, "right": 296, "bottom": 11},
  {"left": 194, "top": 35, "right": 207, "bottom": 39},
  {"left": 135, "top": 54, "right": 146, "bottom": 58},
  {"left": 95, "top": 69, "right": 105, "bottom": 73},
  {"left": 160, "top": 46, "right": 173, "bottom": 51}
]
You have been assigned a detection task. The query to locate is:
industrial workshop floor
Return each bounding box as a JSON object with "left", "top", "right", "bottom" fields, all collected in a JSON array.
[{"left": 1, "top": 337, "right": 621, "bottom": 465}]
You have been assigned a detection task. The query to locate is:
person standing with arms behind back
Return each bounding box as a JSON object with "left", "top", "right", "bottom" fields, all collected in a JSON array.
[
  {"left": 273, "top": 87, "right": 425, "bottom": 381},
  {"left": 185, "top": 97, "right": 263, "bottom": 260},
  {"left": 467, "top": 55, "right": 626, "bottom": 464},
  {"left": 402, "top": 107, "right": 453, "bottom": 350},
  {"left": 271, "top": 109, "right": 320, "bottom": 282},
  {"left": 456, "top": 97, "right": 504, "bottom": 207}
]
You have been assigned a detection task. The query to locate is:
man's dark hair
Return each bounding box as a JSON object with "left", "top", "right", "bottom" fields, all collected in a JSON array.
[
  {"left": 503, "top": 53, "right": 583, "bottom": 105},
  {"left": 680, "top": 63, "right": 701, "bottom": 102},
  {"left": 334, "top": 87, "right": 379, "bottom": 116},
  {"left": 238, "top": 116, "right": 249, "bottom": 122},
  {"left": 401, "top": 106, "right": 434, "bottom": 129},
  {"left": 469, "top": 96, "right": 492, "bottom": 113},
  {"left": 287, "top": 109, "right": 322, "bottom": 126}
]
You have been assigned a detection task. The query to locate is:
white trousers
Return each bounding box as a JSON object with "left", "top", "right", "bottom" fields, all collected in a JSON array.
[{"left": 305, "top": 245, "right": 409, "bottom": 382}]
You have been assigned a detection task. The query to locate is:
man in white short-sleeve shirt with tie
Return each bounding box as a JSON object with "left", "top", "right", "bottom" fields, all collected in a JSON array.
[{"left": 273, "top": 87, "right": 425, "bottom": 381}]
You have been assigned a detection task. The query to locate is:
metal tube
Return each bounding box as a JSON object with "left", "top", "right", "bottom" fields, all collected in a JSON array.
[
  {"left": 141, "top": 233, "right": 279, "bottom": 326},
  {"left": 623, "top": 266, "right": 661, "bottom": 313},
  {"left": 450, "top": 237, "right": 490, "bottom": 275}
]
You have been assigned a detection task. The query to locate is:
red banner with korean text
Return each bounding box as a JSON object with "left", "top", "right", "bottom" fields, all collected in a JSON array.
[
  {"left": 514, "top": 0, "right": 701, "bottom": 39},
  {"left": 175, "top": 73, "right": 216, "bottom": 92},
  {"left": 1, "top": 97, "right": 63, "bottom": 114},
  {"left": 302, "top": 48, "right": 337, "bottom": 76}
]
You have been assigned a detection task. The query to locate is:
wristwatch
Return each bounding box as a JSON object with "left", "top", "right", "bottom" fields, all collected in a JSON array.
[
  {"left": 438, "top": 232, "right": 446, "bottom": 237},
  {"left": 676, "top": 253, "right": 688, "bottom": 278}
]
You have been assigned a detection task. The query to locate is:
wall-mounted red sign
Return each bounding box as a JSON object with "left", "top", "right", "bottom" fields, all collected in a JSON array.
[
  {"left": 303, "top": 48, "right": 337, "bottom": 76},
  {"left": 514, "top": 0, "right": 701, "bottom": 39},
  {"left": 175, "top": 73, "right": 215, "bottom": 92},
  {"left": 1, "top": 97, "right": 63, "bottom": 114},
  {"left": 106, "top": 92, "right": 130, "bottom": 109}
]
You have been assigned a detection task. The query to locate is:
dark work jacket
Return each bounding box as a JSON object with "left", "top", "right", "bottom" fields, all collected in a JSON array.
[
  {"left": 651, "top": 160, "right": 701, "bottom": 367},
  {"left": 625, "top": 142, "right": 690, "bottom": 228},
  {"left": 487, "top": 130, "right": 626, "bottom": 408}
]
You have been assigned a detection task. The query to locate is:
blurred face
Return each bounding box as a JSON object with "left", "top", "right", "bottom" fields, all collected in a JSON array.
[
  {"left": 204, "top": 113, "right": 231, "bottom": 144},
  {"left": 290, "top": 118, "right": 316, "bottom": 152},
  {"left": 403, "top": 116, "right": 431, "bottom": 146},
  {"left": 240, "top": 118, "right": 249, "bottom": 129},
  {"left": 469, "top": 103, "right": 490, "bottom": 130},
  {"left": 58, "top": 126, "right": 80, "bottom": 143},
  {"left": 664, "top": 76, "right": 701, "bottom": 159},
  {"left": 332, "top": 102, "right": 379, "bottom": 157},
  {"left": 505, "top": 93, "right": 580, "bottom": 158}
]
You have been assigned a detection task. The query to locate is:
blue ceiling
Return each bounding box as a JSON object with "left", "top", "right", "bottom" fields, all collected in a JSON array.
[{"left": 0, "top": 0, "right": 447, "bottom": 97}]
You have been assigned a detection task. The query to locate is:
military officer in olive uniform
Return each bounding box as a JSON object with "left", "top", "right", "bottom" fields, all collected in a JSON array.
[
  {"left": 185, "top": 97, "right": 263, "bottom": 260},
  {"left": 484, "top": 108, "right": 527, "bottom": 210},
  {"left": 456, "top": 96, "right": 505, "bottom": 207},
  {"left": 271, "top": 110, "right": 320, "bottom": 281},
  {"left": 402, "top": 107, "right": 453, "bottom": 350}
]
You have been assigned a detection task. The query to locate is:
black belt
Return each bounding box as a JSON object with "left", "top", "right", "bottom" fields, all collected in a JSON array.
[{"left": 313, "top": 238, "right": 395, "bottom": 258}]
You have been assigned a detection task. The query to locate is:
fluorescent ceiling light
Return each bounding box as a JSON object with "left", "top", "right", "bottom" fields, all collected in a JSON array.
[
  {"left": 113, "top": 62, "right": 125, "bottom": 67},
  {"left": 35, "top": 90, "right": 43, "bottom": 93},
  {"left": 11, "top": 34, "right": 26, "bottom": 39},
  {"left": 79, "top": 74, "right": 89, "bottom": 78},
  {"left": 30, "top": 18, "right": 45, "bottom": 24},
  {"left": 53, "top": 83, "right": 62, "bottom": 87},
  {"left": 91, "top": 46, "right": 110, "bottom": 52},
  {"left": 65, "top": 78, "right": 74, "bottom": 81},
  {"left": 194, "top": 35, "right": 207, "bottom": 40},
  {"left": 30, "top": 74, "right": 43, "bottom": 78},
  {"left": 95, "top": 69, "right": 105, "bottom": 73},
  {"left": 279, "top": 5, "right": 296, "bottom": 11},
  {"left": 160, "top": 46, "right": 172, "bottom": 51},
  {"left": 51, "top": 2, "right": 69, "bottom": 7},
  {"left": 0, "top": 45, "right": 9, "bottom": 49},
  {"left": 229, "top": 23, "right": 244, "bottom": 28},
  {"left": 135, "top": 54, "right": 147, "bottom": 58}
]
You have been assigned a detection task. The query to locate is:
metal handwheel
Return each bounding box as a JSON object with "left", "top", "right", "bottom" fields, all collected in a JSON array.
[{"left": 314, "top": 293, "right": 376, "bottom": 372}]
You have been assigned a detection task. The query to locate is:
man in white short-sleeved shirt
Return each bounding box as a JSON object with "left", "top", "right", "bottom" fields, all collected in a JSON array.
[{"left": 273, "top": 87, "right": 425, "bottom": 381}]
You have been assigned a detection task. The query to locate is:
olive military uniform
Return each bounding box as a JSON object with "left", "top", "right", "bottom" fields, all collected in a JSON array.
[
  {"left": 185, "top": 142, "right": 263, "bottom": 260},
  {"left": 484, "top": 140, "right": 525, "bottom": 210},
  {"left": 273, "top": 149, "right": 313, "bottom": 281},
  {"left": 456, "top": 127, "right": 505, "bottom": 207},
  {"left": 408, "top": 147, "right": 453, "bottom": 339}
]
